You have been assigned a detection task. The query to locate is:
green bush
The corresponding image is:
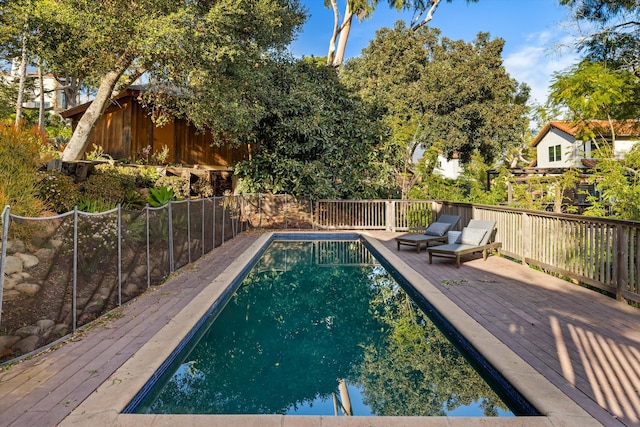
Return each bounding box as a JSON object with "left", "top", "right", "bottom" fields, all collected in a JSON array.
[
  {"left": 82, "top": 164, "right": 137, "bottom": 206},
  {"left": 37, "top": 171, "right": 82, "bottom": 213},
  {"left": 154, "top": 175, "right": 189, "bottom": 199},
  {"left": 0, "top": 125, "right": 52, "bottom": 217}
]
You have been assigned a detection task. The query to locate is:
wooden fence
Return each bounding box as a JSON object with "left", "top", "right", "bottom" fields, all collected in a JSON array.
[{"left": 314, "top": 199, "right": 640, "bottom": 305}]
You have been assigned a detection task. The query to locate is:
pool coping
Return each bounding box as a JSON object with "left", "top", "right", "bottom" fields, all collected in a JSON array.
[{"left": 59, "top": 231, "right": 601, "bottom": 427}]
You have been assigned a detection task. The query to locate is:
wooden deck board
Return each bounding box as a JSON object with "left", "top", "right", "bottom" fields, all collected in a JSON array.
[
  {"left": 0, "top": 231, "right": 639, "bottom": 427},
  {"left": 371, "top": 231, "right": 640, "bottom": 427}
]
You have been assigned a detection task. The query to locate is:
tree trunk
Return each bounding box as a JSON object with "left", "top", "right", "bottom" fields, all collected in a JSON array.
[
  {"left": 14, "top": 25, "right": 28, "bottom": 128},
  {"left": 38, "top": 59, "right": 45, "bottom": 134},
  {"left": 60, "top": 68, "right": 128, "bottom": 161},
  {"left": 332, "top": 5, "right": 354, "bottom": 68},
  {"left": 326, "top": 0, "right": 340, "bottom": 66}
]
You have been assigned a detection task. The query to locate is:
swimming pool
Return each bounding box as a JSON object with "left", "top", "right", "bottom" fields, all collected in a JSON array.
[{"left": 123, "top": 235, "right": 538, "bottom": 417}]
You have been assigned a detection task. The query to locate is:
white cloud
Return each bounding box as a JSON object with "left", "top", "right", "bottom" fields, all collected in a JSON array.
[{"left": 503, "top": 31, "right": 578, "bottom": 106}]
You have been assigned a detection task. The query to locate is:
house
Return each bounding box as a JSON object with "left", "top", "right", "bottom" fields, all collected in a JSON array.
[
  {"left": 506, "top": 120, "right": 640, "bottom": 212},
  {"left": 2, "top": 62, "right": 67, "bottom": 113},
  {"left": 60, "top": 87, "right": 249, "bottom": 193},
  {"left": 530, "top": 120, "right": 640, "bottom": 169}
]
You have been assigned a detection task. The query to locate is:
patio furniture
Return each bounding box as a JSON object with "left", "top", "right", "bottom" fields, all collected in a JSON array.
[
  {"left": 395, "top": 214, "right": 461, "bottom": 253},
  {"left": 426, "top": 219, "right": 501, "bottom": 267}
]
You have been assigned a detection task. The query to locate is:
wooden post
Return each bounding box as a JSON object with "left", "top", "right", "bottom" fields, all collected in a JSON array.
[
  {"left": 616, "top": 224, "right": 627, "bottom": 301},
  {"left": 522, "top": 212, "right": 530, "bottom": 265}
]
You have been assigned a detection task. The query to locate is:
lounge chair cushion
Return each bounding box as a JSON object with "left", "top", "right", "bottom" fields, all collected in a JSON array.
[
  {"left": 460, "top": 227, "right": 487, "bottom": 246},
  {"left": 424, "top": 222, "right": 451, "bottom": 237}
]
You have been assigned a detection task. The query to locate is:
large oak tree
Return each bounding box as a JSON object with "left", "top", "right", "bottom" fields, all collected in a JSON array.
[
  {"left": 26, "top": 0, "right": 305, "bottom": 160},
  {"left": 342, "top": 23, "right": 529, "bottom": 166}
]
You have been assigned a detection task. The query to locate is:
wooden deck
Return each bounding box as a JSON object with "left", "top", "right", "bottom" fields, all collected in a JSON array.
[{"left": 1, "top": 231, "right": 639, "bottom": 427}]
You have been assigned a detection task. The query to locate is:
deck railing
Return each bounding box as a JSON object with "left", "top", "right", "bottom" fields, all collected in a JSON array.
[{"left": 314, "top": 199, "right": 640, "bottom": 305}]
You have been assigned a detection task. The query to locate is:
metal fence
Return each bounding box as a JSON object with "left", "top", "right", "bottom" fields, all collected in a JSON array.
[{"left": 0, "top": 196, "right": 244, "bottom": 364}]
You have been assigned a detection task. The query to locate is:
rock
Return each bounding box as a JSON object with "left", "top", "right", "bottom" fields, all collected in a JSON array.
[
  {"left": 7, "top": 240, "right": 26, "bottom": 254},
  {"left": 3, "top": 276, "right": 19, "bottom": 290},
  {"left": 0, "top": 336, "right": 20, "bottom": 355},
  {"left": 2, "top": 290, "right": 21, "bottom": 301},
  {"left": 123, "top": 283, "right": 139, "bottom": 297},
  {"left": 34, "top": 247, "right": 55, "bottom": 260},
  {"left": 53, "top": 323, "right": 69, "bottom": 337},
  {"left": 15, "top": 325, "right": 41, "bottom": 337},
  {"left": 4, "top": 256, "right": 23, "bottom": 275},
  {"left": 98, "top": 287, "right": 111, "bottom": 298},
  {"left": 16, "top": 283, "right": 41, "bottom": 296},
  {"left": 36, "top": 319, "right": 55, "bottom": 333},
  {"left": 18, "top": 272, "right": 31, "bottom": 280},
  {"left": 16, "top": 253, "right": 39, "bottom": 269},
  {"left": 134, "top": 264, "right": 147, "bottom": 278},
  {"left": 13, "top": 335, "right": 40, "bottom": 354},
  {"left": 49, "top": 239, "right": 63, "bottom": 249}
]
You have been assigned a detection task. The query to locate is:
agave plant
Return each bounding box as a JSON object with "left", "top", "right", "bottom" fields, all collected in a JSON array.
[{"left": 148, "top": 186, "right": 175, "bottom": 207}]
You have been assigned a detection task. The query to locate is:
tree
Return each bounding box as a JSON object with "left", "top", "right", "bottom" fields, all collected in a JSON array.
[
  {"left": 234, "top": 58, "right": 399, "bottom": 200},
  {"left": 560, "top": 0, "right": 640, "bottom": 71},
  {"left": 326, "top": 0, "right": 479, "bottom": 68},
  {"left": 27, "top": 0, "right": 305, "bottom": 161},
  {"left": 342, "top": 23, "right": 529, "bottom": 167}
]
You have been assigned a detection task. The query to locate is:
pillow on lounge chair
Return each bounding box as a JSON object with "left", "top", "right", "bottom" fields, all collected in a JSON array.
[
  {"left": 460, "top": 227, "right": 487, "bottom": 245},
  {"left": 424, "top": 222, "right": 451, "bottom": 237}
]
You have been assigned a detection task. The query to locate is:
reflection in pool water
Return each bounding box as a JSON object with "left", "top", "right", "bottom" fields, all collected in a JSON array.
[{"left": 133, "top": 240, "right": 515, "bottom": 416}]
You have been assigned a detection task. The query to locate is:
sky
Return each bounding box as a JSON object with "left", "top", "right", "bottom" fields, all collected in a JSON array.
[{"left": 289, "top": 0, "right": 580, "bottom": 106}]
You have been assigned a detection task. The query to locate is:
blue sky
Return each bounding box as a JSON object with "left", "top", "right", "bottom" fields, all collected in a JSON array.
[{"left": 290, "top": 0, "right": 579, "bottom": 106}]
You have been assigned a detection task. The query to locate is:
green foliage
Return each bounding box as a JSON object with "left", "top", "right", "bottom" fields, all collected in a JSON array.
[
  {"left": 82, "top": 165, "right": 136, "bottom": 207},
  {"left": 147, "top": 186, "right": 175, "bottom": 208},
  {"left": 37, "top": 171, "right": 81, "bottom": 213},
  {"left": 77, "top": 197, "right": 115, "bottom": 213},
  {"left": 85, "top": 144, "right": 113, "bottom": 162},
  {"left": 548, "top": 60, "right": 639, "bottom": 121},
  {"left": 0, "top": 125, "right": 48, "bottom": 216},
  {"left": 342, "top": 23, "right": 530, "bottom": 166},
  {"left": 154, "top": 176, "right": 189, "bottom": 199},
  {"left": 235, "top": 58, "right": 398, "bottom": 200},
  {"left": 583, "top": 146, "right": 640, "bottom": 220},
  {"left": 25, "top": 0, "right": 306, "bottom": 159}
]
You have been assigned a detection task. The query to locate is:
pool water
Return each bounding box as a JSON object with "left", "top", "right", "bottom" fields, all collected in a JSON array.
[{"left": 130, "top": 239, "right": 526, "bottom": 416}]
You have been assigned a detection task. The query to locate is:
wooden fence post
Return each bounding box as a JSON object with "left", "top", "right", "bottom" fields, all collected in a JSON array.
[
  {"left": 522, "top": 212, "right": 530, "bottom": 265},
  {"left": 616, "top": 223, "right": 627, "bottom": 301}
]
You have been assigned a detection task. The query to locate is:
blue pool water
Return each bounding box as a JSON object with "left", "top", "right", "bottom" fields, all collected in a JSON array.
[{"left": 126, "top": 237, "right": 538, "bottom": 417}]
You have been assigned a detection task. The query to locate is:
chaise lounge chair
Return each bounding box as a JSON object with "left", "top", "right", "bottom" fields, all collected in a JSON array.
[
  {"left": 395, "top": 214, "right": 461, "bottom": 254},
  {"left": 426, "top": 219, "right": 501, "bottom": 267}
]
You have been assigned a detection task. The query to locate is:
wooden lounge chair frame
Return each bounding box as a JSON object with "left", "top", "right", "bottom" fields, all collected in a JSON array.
[
  {"left": 395, "top": 214, "right": 461, "bottom": 254},
  {"left": 427, "top": 220, "right": 502, "bottom": 267}
]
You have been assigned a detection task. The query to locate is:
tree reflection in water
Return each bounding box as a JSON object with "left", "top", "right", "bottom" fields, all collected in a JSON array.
[{"left": 137, "top": 241, "right": 511, "bottom": 416}]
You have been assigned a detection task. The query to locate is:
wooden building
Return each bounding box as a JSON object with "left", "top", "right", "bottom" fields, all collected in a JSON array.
[{"left": 60, "top": 87, "right": 248, "bottom": 169}]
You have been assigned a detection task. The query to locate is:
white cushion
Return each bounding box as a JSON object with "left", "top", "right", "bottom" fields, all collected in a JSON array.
[
  {"left": 424, "top": 222, "right": 451, "bottom": 237},
  {"left": 460, "top": 227, "right": 487, "bottom": 246}
]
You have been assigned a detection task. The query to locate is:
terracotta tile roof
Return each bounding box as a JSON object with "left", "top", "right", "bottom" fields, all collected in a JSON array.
[
  {"left": 581, "top": 158, "right": 599, "bottom": 168},
  {"left": 531, "top": 120, "right": 640, "bottom": 147}
]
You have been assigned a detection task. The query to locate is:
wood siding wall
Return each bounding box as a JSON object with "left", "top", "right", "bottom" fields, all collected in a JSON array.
[{"left": 65, "top": 95, "right": 247, "bottom": 167}]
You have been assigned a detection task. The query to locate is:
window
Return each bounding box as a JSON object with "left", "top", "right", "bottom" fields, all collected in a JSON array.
[{"left": 549, "top": 144, "right": 561, "bottom": 162}]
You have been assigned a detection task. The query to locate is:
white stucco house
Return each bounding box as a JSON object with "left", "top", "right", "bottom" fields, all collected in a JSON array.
[{"left": 531, "top": 120, "right": 640, "bottom": 169}]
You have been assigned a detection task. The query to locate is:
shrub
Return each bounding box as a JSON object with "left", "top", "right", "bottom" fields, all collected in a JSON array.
[
  {"left": 82, "top": 164, "right": 137, "bottom": 206},
  {"left": 155, "top": 175, "right": 189, "bottom": 199},
  {"left": 0, "top": 125, "right": 51, "bottom": 217},
  {"left": 37, "top": 171, "right": 82, "bottom": 213}
]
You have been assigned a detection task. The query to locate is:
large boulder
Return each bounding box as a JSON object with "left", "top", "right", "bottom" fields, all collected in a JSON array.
[
  {"left": 4, "top": 256, "right": 23, "bottom": 275},
  {"left": 15, "top": 283, "right": 41, "bottom": 296},
  {"left": 17, "top": 253, "right": 39, "bottom": 269}
]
